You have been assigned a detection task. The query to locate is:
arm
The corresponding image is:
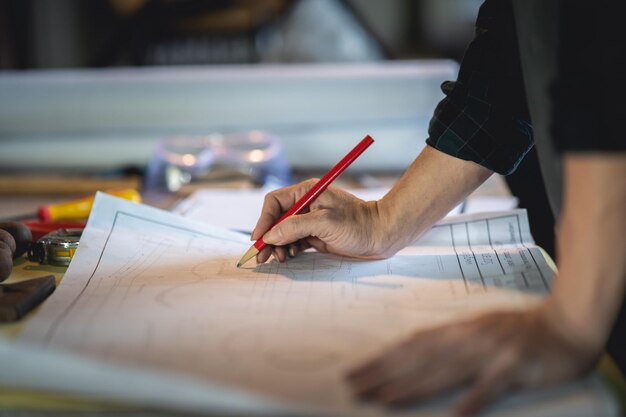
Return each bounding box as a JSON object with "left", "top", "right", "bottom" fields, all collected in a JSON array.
[
  {"left": 347, "top": 152, "right": 626, "bottom": 415},
  {"left": 252, "top": 145, "right": 491, "bottom": 263},
  {"left": 254, "top": 0, "right": 527, "bottom": 263},
  {"left": 375, "top": 145, "right": 492, "bottom": 256},
  {"left": 547, "top": 154, "right": 626, "bottom": 356}
]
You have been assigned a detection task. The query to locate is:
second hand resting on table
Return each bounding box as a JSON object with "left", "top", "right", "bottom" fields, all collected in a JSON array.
[{"left": 250, "top": 145, "right": 626, "bottom": 416}]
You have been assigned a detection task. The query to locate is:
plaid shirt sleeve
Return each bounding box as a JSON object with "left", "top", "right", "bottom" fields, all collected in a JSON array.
[{"left": 426, "top": 0, "right": 534, "bottom": 175}]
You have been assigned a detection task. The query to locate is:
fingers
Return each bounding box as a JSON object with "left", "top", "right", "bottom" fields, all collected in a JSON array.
[
  {"left": 349, "top": 323, "right": 472, "bottom": 381},
  {"left": 454, "top": 353, "right": 517, "bottom": 417},
  {"left": 286, "top": 241, "right": 308, "bottom": 258},
  {"left": 348, "top": 324, "right": 480, "bottom": 401},
  {"left": 303, "top": 237, "right": 327, "bottom": 253},
  {"left": 0, "top": 229, "right": 16, "bottom": 282},
  {"left": 255, "top": 241, "right": 308, "bottom": 264},
  {"left": 274, "top": 246, "right": 289, "bottom": 262},
  {"left": 250, "top": 179, "right": 370, "bottom": 262},
  {"left": 348, "top": 339, "right": 424, "bottom": 395},
  {"left": 251, "top": 180, "right": 318, "bottom": 241},
  {"left": 257, "top": 246, "right": 273, "bottom": 264},
  {"left": 346, "top": 310, "right": 584, "bottom": 416},
  {"left": 455, "top": 376, "right": 507, "bottom": 417},
  {"left": 372, "top": 356, "right": 477, "bottom": 408},
  {"left": 262, "top": 210, "right": 329, "bottom": 246}
]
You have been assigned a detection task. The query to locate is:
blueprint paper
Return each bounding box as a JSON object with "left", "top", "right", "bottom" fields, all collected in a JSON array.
[{"left": 15, "top": 194, "right": 617, "bottom": 416}]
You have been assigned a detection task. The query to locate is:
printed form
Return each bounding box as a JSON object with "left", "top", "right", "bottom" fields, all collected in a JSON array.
[{"left": 11, "top": 194, "right": 617, "bottom": 417}]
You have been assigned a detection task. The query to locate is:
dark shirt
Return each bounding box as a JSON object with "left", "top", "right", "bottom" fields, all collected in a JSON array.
[
  {"left": 552, "top": 0, "right": 626, "bottom": 151},
  {"left": 431, "top": 0, "right": 626, "bottom": 375},
  {"left": 426, "top": 0, "right": 532, "bottom": 175},
  {"left": 427, "top": 0, "right": 626, "bottom": 176}
]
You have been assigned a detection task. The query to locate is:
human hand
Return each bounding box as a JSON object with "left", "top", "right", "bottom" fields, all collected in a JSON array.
[
  {"left": 0, "top": 221, "right": 32, "bottom": 282},
  {"left": 347, "top": 304, "right": 600, "bottom": 416},
  {"left": 251, "top": 179, "right": 386, "bottom": 263}
]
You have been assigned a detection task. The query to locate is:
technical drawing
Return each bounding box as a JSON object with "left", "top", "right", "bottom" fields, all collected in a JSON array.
[{"left": 219, "top": 326, "right": 377, "bottom": 373}]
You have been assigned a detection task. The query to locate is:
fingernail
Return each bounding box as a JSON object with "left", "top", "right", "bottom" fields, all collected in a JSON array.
[{"left": 288, "top": 245, "right": 296, "bottom": 257}]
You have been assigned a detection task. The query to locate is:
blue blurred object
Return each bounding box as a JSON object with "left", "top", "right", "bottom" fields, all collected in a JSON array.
[{"left": 144, "top": 131, "right": 292, "bottom": 192}]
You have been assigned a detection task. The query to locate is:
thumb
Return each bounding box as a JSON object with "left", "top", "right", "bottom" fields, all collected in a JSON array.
[{"left": 262, "top": 211, "right": 328, "bottom": 246}]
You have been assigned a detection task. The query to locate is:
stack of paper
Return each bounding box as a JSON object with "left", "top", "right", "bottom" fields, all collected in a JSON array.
[
  {"left": 0, "top": 194, "right": 618, "bottom": 416},
  {"left": 173, "top": 187, "right": 517, "bottom": 233}
]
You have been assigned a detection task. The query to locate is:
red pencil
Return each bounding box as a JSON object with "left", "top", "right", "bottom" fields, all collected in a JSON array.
[{"left": 236, "top": 135, "right": 375, "bottom": 267}]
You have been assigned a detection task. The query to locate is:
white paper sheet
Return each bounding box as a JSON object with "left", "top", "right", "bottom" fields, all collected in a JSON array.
[
  {"left": 0, "top": 336, "right": 307, "bottom": 416},
  {"left": 174, "top": 187, "right": 462, "bottom": 233},
  {"left": 462, "top": 196, "right": 519, "bottom": 214},
  {"left": 12, "top": 194, "right": 618, "bottom": 417}
]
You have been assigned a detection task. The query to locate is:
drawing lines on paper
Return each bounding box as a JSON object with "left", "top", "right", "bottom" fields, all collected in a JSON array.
[
  {"left": 41, "top": 209, "right": 552, "bottom": 356},
  {"left": 449, "top": 224, "right": 469, "bottom": 293},
  {"left": 42, "top": 210, "right": 247, "bottom": 345},
  {"left": 250, "top": 213, "right": 551, "bottom": 305},
  {"left": 419, "top": 213, "right": 551, "bottom": 295},
  {"left": 219, "top": 326, "right": 376, "bottom": 373},
  {"left": 513, "top": 214, "right": 550, "bottom": 289},
  {"left": 482, "top": 220, "right": 506, "bottom": 274}
]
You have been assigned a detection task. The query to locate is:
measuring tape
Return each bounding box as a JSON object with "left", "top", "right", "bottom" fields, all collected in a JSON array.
[{"left": 28, "top": 228, "right": 82, "bottom": 266}]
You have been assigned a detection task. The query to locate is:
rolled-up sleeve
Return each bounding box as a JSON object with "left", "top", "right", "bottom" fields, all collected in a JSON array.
[{"left": 426, "top": 0, "right": 534, "bottom": 175}]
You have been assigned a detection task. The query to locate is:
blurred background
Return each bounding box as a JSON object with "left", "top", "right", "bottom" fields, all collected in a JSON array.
[
  {"left": 0, "top": 1, "right": 559, "bottom": 351},
  {"left": 0, "top": 0, "right": 481, "bottom": 69},
  {"left": 0, "top": 0, "right": 555, "bottom": 282},
  {"left": 0, "top": 0, "right": 487, "bottom": 201}
]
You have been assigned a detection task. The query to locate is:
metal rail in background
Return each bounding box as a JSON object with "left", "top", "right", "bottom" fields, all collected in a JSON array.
[{"left": 0, "top": 60, "right": 457, "bottom": 171}]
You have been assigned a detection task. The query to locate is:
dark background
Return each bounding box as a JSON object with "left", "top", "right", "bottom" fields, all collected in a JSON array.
[{"left": 0, "top": 0, "right": 482, "bottom": 69}]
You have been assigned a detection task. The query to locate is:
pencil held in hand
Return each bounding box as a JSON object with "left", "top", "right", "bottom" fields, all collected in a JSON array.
[{"left": 236, "top": 135, "right": 375, "bottom": 267}]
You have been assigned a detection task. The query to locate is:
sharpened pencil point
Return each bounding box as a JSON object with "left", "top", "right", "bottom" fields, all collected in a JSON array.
[{"left": 237, "top": 245, "right": 259, "bottom": 268}]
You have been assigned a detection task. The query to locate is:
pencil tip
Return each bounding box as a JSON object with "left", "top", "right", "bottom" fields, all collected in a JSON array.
[{"left": 236, "top": 245, "right": 259, "bottom": 268}]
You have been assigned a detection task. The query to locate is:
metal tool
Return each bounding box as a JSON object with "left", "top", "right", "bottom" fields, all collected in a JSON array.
[{"left": 28, "top": 228, "right": 83, "bottom": 266}]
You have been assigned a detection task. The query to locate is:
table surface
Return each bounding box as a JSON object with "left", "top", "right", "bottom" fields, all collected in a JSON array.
[{"left": 6, "top": 175, "right": 624, "bottom": 416}]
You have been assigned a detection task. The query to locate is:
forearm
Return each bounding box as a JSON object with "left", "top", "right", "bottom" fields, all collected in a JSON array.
[
  {"left": 347, "top": 151, "right": 624, "bottom": 413},
  {"left": 373, "top": 145, "right": 493, "bottom": 256},
  {"left": 546, "top": 153, "right": 626, "bottom": 352}
]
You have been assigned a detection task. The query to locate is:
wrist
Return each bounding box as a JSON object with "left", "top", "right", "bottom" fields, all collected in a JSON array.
[
  {"left": 366, "top": 198, "right": 424, "bottom": 258},
  {"left": 363, "top": 200, "right": 394, "bottom": 257}
]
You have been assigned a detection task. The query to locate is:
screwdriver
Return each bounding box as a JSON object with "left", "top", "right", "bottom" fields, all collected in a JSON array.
[{"left": 37, "top": 189, "right": 141, "bottom": 222}]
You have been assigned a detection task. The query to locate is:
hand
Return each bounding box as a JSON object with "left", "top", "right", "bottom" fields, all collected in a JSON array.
[
  {"left": 346, "top": 303, "right": 600, "bottom": 416},
  {"left": 0, "top": 221, "right": 32, "bottom": 282},
  {"left": 251, "top": 179, "right": 385, "bottom": 263}
]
